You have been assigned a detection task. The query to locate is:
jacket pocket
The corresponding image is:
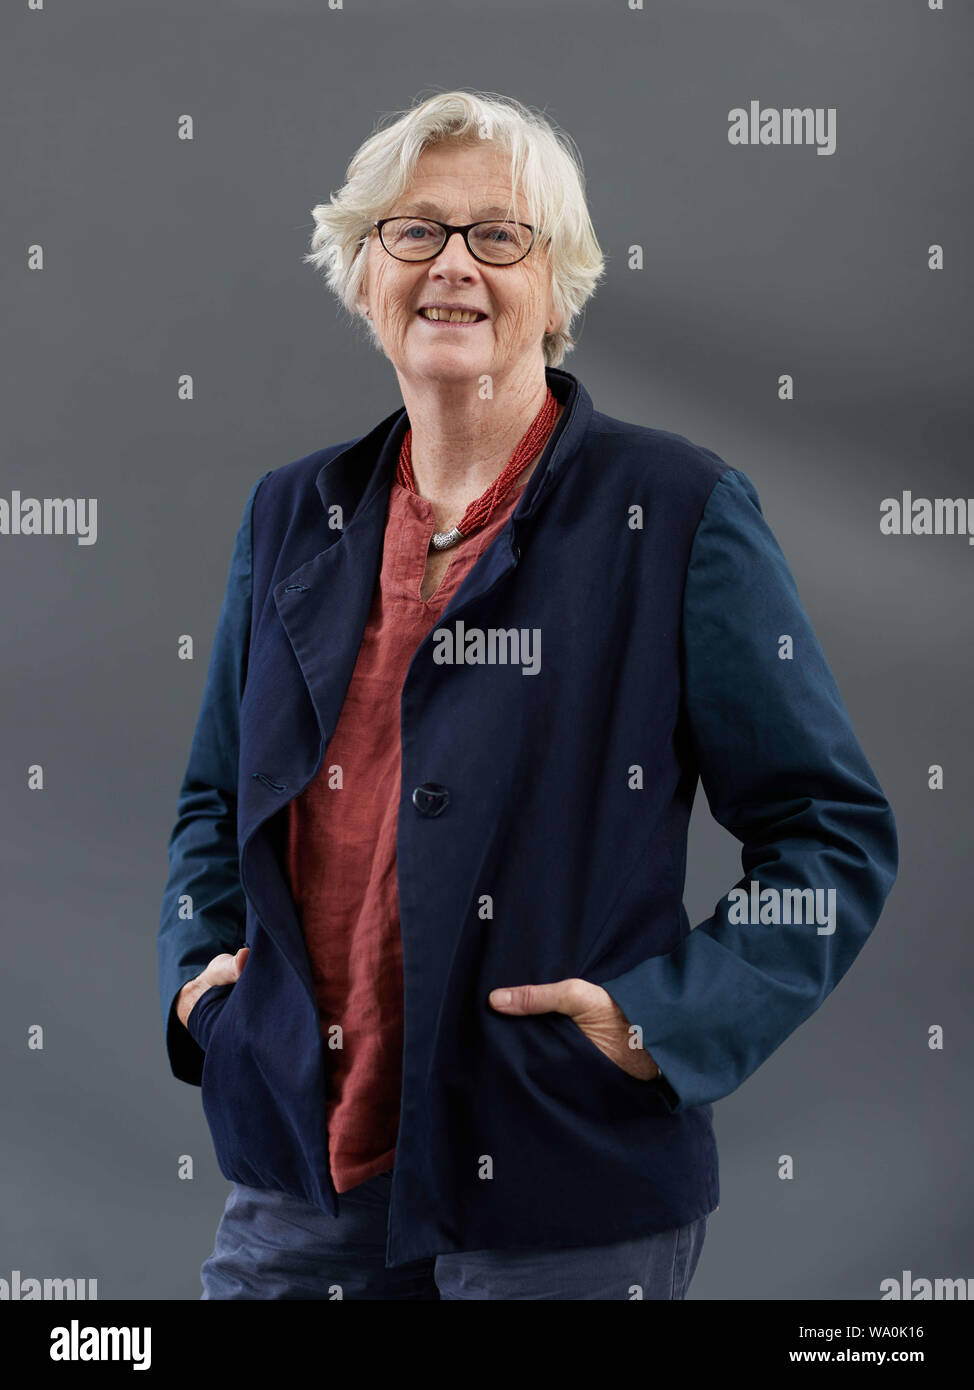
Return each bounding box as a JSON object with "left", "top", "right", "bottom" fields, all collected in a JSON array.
[
  {"left": 186, "top": 982, "right": 234, "bottom": 1053},
  {"left": 540, "top": 1008, "right": 666, "bottom": 1107}
]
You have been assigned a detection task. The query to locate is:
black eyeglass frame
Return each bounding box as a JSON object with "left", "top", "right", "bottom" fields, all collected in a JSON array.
[{"left": 372, "top": 217, "right": 537, "bottom": 266}]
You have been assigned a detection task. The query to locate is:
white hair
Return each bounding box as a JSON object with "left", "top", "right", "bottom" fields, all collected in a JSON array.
[{"left": 303, "top": 89, "right": 606, "bottom": 367}]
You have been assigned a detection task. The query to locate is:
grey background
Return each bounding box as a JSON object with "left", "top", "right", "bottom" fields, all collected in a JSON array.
[{"left": 1, "top": 0, "right": 971, "bottom": 1299}]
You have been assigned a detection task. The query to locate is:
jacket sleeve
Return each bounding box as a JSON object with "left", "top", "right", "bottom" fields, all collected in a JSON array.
[
  {"left": 156, "top": 470, "right": 272, "bottom": 1086},
  {"left": 600, "top": 466, "right": 898, "bottom": 1113}
]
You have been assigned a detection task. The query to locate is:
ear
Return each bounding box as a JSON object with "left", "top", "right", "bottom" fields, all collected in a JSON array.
[{"left": 544, "top": 281, "right": 559, "bottom": 337}]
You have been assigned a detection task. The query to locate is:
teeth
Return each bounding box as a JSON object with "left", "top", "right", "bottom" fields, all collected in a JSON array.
[{"left": 421, "top": 307, "right": 483, "bottom": 322}]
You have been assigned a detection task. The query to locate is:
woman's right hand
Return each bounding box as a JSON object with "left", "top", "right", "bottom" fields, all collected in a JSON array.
[{"left": 176, "top": 946, "right": 250, "bottom": 1030}]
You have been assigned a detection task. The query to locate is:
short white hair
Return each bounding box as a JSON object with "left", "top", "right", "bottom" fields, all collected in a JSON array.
[{"left": 304, "top": 89, "right": 606, "bottom": 367}]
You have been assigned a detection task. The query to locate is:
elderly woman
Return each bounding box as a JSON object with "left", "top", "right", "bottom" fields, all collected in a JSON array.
[{"left": 158, "top": 90, "right": 897, "bottom": 1301}]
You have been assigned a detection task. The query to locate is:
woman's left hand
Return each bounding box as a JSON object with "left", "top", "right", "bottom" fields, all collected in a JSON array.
[{"left": 488, "top": 978, "right": 660, "bottom": 1080}]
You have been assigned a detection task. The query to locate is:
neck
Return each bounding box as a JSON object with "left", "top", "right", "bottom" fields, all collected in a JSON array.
[{"left": 395, "top": 366, "right": 558, "bottom": 528}]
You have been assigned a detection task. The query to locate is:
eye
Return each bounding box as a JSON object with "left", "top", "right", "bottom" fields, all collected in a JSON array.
[{"left": 391, "top": 220, "right": 438, "bottom": 242}]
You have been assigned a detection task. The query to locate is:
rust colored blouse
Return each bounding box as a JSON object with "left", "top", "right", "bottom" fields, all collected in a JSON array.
[{"left": 285, "top": 477, "right": 526, "bottom": 1192}]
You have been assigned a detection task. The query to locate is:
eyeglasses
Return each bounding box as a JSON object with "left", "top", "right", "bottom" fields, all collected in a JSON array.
[{"left": 373, "top": 217, "right": 536, "bottom": 266}]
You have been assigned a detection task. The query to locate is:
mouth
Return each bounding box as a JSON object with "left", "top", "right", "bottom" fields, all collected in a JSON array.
[{"left": 417, "top": 306, "right": 488, "bottom": 326}]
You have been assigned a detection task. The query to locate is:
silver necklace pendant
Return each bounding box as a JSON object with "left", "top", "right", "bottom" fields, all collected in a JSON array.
[{"left": 429, "top": 526, "right": 464, "bottom": 551}]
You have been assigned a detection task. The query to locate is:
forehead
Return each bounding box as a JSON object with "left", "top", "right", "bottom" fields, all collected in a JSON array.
[{"left": 397, "top": 142, "right": 524, "bottom": 219}]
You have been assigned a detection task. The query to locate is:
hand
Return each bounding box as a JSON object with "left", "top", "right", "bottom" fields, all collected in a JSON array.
[
  {"left": 176, "top": 946, "right": 249, "bottom": 1031},
  {"left": 488, "top": 977, "right": 660, "bottom": 1080}
]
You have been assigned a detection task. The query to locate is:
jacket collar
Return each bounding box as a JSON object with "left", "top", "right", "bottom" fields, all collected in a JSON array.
[{"left": 312, "top": 366, "right": 593, "bottom": 536}]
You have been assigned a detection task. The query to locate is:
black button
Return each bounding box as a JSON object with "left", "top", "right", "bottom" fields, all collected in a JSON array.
[{"left": 412, "top": 783, "right": 450, "bottom": 818}]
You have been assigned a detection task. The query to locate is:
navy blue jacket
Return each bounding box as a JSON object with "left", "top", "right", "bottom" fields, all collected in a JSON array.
[{"left": 157, "top": 366, "right": 897, "bottom": 1266}]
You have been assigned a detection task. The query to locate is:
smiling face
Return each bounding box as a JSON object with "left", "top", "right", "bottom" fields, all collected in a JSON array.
[{"left": 357, "top": 140, "right": 558, "bottom": 389}]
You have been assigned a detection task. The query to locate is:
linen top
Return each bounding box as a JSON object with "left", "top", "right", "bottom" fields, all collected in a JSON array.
[{"left": 284, "top": 477, "right": 526, "bottom": 1192}]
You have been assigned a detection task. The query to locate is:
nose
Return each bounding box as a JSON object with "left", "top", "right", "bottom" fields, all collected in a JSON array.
[{"left": 427, "top": 232, "right": 481, "bottom": 281}]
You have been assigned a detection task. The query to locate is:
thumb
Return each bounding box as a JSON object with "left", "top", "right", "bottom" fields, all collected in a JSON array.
[
  {"left": 488, "top": 980, "right": 577, "bottom": 1015},
  {"left": 232, "top": 946, "right": 250, "bottom": 978}
]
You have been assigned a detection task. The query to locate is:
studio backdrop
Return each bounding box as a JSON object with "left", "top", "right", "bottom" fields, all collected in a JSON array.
[{"left": 1, "top": 0, "right": 971, "bottom": 1300}]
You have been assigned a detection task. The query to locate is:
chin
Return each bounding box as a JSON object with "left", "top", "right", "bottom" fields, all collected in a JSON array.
[{"left": 407, "top": 350, "right": 490, "bottom": 381}]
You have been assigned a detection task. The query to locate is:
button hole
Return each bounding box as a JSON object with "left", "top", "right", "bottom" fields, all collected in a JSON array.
[{"left": 252, "top": 772, "right": 287, "bottom": 791}]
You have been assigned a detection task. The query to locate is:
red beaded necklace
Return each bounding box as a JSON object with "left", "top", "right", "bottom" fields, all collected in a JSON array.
[{"left": 396, "top": 386, "right": 560, "bottom": 551}]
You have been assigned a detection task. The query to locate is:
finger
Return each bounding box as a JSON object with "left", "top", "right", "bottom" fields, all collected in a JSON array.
[
  {"left": 202, "top": 951, "right": 245, "bottom": 987},
  {"left": 488, "top": 979, "right": 581, "bottom": 1015}
]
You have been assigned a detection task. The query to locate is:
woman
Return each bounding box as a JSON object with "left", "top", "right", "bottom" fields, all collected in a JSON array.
[{"left": 158, "top": 90, "right": 897, "bottom": 1300}]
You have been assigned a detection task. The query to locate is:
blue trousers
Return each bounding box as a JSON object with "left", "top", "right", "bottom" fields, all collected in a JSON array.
[{"left": 200, "top": 1172, "right": 708, "bottom": 1300}]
